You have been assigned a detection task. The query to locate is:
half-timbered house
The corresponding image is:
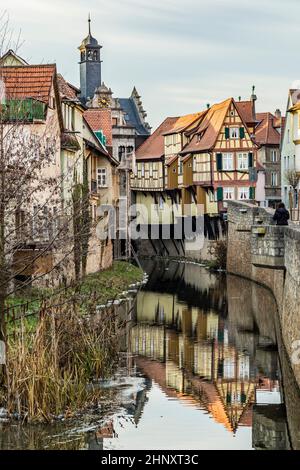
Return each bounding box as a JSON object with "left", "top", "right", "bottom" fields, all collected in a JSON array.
[{"left": 181, "top": 98, "right": 259, "bottom": 215}]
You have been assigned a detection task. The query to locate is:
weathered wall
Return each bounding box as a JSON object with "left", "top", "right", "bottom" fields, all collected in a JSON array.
[{"left": 227, "top": 200, "right": 300, "bottom": 389}]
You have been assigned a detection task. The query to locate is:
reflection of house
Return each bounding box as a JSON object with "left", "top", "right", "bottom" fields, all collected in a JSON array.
[{"left": 131, "top": 291, "right": 255, "bottom": 434}]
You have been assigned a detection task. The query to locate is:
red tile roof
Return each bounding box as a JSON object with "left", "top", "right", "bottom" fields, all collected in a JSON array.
[
  {"left": 236, "top": 100, "right": 255, "bottom": 125},
  {"left": 57, "top": 74, "right": 79, "bottom": 101},
  {"left": 84, "top": 108, "right": 113, "bottom": 146},
  {"left": 255, "top": 112, "right": 281, "bottom": 146},
  {"left": 181, "top": 98, "right": 232, "bottom": 154},
  {"left": 135, "top": 116, "right": 179, "bottom": 160},
  {"left": 163, "top": 112, "right": 205, "bottom": 135},
  {"left": 0, "top": 64, "right": 56, "bottom": 104}
]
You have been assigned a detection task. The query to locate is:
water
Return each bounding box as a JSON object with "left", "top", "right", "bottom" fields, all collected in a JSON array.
[{"left": 1, "top": 259, "right": 300, "bottom": 450}]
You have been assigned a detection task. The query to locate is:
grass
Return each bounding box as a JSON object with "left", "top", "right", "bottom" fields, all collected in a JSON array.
[
  {"left": 6, "top": 261, "right": 143, "bottom": 326},
  {"left": 0, "top": 261, "right": 144, "bottom": 422},
  {"left": 2, "top": 304, "right": 122, "bottom": 423}
]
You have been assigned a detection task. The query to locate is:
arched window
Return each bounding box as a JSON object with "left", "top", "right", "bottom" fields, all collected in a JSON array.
[
  {"left": 93, "top": 50, "right": 98, "bottom": 61},
  {"left": 87, "top": 50, "right": 93, "bottom": 60},
  {"left": 127, "top": 146, "right": 134, "bottom": 155},
  {"left": 118, "top": 146, "right": 126, "bottom": 162}
]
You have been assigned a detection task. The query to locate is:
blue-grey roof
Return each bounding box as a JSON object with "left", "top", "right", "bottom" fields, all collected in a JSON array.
[{"left": 118, "top": 97, "right": 150, "bottom": 136}]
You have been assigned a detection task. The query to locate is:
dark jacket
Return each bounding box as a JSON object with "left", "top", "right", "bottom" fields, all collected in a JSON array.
[{"left": 273, "top": 207, "right": 290, "bottom": 226}]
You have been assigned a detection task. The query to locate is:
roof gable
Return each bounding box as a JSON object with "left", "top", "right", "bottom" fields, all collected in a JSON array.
[
  {"left": 0, "top": 64, "right": 56, "bottom": 104},
  {"left": 118, "top": 97, "right": 150, "bottom": 136},
  {"left": 0, "top": 50, "right": 28, "bottom": 67},
  {"left": 255, "top": 112, "right": 281, "bottom": 146},
  {"left": 84, "top": 108, "right": 113, "bottom": 147},
  {"left": 136, "top": 117, "right": 179, "bottom": 161},
  {"left": 181, "top": 98, "right": 232, "bottom": 154}
]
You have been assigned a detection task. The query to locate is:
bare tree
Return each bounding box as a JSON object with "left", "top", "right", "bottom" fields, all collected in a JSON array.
[{"left": 0, "top": 13, "right": 92, "bottom": 356}]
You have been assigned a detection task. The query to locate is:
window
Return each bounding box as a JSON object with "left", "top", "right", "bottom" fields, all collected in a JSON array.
[
  {"left": 224, "top": 187, "right": 235, "bottom": 200},
  {"left": 193, "top": 156, "right": 197, "bottom": 172},
  {"left": 209, "top": 190, "right": 217, "bottom": 203},
  {"left": 159, "top": 196, "right": 164, "bottom": 210},
  {"left": 229, "top": 128, "right": 239, "bottom": 139},
  {"left": 127, "top": 146, "right": 134, "bottom": 156},
  {"left": 223, "top": 153, "right": 234, "bottom": 171},
  {"left": 149, "top": 163, "right": 153, "bottom": 178},
  {"left": 118, "top": 146, "right": 125, "bottom": 162},
  {"left": 271, "top": 150, "right": 278, "bottom": 162},
  {"left": 112, "top": 117, "right": 118, "bottom": 126},
  {"left": 97, "top": 168, "right": 107, "bottom": 188},
  {"left": 178, "top": 160, "right": 183, "bottom": 174},
  {"left": 271, "top": 172, "right": 278, "bottom": 186},
  {"left": 284, "top": 156, "right": 287, "bottom": 170},
  {"left": 238, "top": 153, "right": 248, "bottom": 170},
  {"left": 141, "top": 162, "right": 145, "bottom": 177},
  {"left": 238, "top": 187, "right": 249, "bottom": 200}
]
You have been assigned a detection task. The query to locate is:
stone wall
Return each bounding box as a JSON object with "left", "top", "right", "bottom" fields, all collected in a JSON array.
[{"left": 227, "top": 200, "right": 300, "bottom": 389}]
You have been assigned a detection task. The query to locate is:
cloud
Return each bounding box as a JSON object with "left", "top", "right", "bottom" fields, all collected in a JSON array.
[{"left": 2, "top": 0, "right": 300, "bottom": 129}]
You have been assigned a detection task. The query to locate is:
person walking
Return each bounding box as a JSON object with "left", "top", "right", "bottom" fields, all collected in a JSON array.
[{"left": 273, "top": 202, "right": 290, "bottom": 226}]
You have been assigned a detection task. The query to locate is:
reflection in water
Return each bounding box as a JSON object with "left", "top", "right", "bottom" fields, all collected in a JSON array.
[{"left": 1, "top": 259, "right": 299, "bottom": 450}]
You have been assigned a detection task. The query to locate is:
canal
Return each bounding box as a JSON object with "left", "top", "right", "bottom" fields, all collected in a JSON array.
[{"left": 1, "top": 259, "right": 300, "bottom": 450}]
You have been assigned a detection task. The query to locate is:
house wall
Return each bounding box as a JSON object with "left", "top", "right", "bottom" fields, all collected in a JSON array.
[{"left": 281, "top": 96, "right": 296, "bottom": 206}]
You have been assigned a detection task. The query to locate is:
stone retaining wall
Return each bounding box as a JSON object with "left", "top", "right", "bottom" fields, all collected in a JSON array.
[{"left": 227, "top": 200, "right": 300, "bottom": 389}]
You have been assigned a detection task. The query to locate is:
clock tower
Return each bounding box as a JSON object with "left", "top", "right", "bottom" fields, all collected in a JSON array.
[{"left": 79, "top": 15, "right": 102, "bottom": 104}]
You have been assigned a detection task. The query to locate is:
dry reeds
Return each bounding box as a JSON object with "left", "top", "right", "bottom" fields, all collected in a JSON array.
[{"left": 0, "top": 300, "right": 122, "bottom": 423}]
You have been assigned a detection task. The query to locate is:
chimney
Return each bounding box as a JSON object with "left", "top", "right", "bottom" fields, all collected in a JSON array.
[
  {"left": 275, "top": 109, "right": 281, "bottom": 119},
  {"left": 206, "top": 103, "right": 210, "bottom": 109},
  {"left": 250, "top": 85, "right": 257, "bottom": 121}
]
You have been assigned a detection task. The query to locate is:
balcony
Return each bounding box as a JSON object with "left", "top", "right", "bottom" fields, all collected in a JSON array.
[{"left": 1, "top": 98, "right": 46, "bottom": 122}]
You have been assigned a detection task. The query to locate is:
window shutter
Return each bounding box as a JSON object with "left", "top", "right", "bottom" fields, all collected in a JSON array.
[
  {"left": 239, "top": 127, "right": 245, "bottom": 139},
  {"left": 249, "top": 187, "right": 255, "bottom": 200},
  {"left": 217, "top": 187, "right": 223, "bottom": 201},
  {"left": 225, "top": 127, "right": 230, "bottom": 139},
  {"left": 248, "top": 152, "right": 254, "bottom": 168},
  {"left": 216, "top": 153, "right": 223, "bottom": 171}
]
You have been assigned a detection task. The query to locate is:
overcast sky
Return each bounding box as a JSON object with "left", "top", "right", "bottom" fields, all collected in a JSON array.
[{"left": 3, "top": 0, "right": 300, "bottom": 127}]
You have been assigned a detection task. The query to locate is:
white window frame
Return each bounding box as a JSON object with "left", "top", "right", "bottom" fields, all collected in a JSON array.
[
  {"left": 149, "top": 162, "right": 153, "bottom": 178},
  {"left": 97, "top": 167, "right": 107, "bottom": 188},
  {"left": 229, "top": 128, "right": 239, "bottom": 139},
  {"left": 271, "top": 172, "right": 278, "bottom": 186},
  {"left": 223, "top": 153, "right": 234, "bottom": 171},
  {"left": 238, "top": 187, "right": 250, "bottom": 200},
  {"left": 238, "top": 153, "right": 248, "bottom": 171},
  {"left": 271, "top": 149, "right": 278, "bottom": 162},
  {"left": 141, "top": 162, "right": 145, "bottom": 177},
  {"left": 224, "top": 187, "right": 235, "bottom": 200}
]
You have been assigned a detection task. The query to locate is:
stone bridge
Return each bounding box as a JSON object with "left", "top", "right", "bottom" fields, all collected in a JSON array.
[{"left": 227, "top": 201, "right": 300, "bottom": 390}]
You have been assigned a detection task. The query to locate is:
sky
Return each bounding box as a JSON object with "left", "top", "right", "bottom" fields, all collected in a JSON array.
[{"left": 2, "top": 0, "right": 300, "bottom": 128}]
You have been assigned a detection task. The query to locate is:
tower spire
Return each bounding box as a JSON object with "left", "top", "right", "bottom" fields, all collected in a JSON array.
[{"left": 88, "top": 13, "right": 91, "bottom": 35}]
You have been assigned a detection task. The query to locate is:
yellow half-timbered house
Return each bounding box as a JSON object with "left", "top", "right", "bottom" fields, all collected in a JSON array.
[{"left": 181, "top": 98, "right": 258, "bottom": 215}]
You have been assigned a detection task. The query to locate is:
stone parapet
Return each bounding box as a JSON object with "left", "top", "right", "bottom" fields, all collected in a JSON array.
[{"left": 227, "top": 200, "right": 300, "bottom": 391}]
